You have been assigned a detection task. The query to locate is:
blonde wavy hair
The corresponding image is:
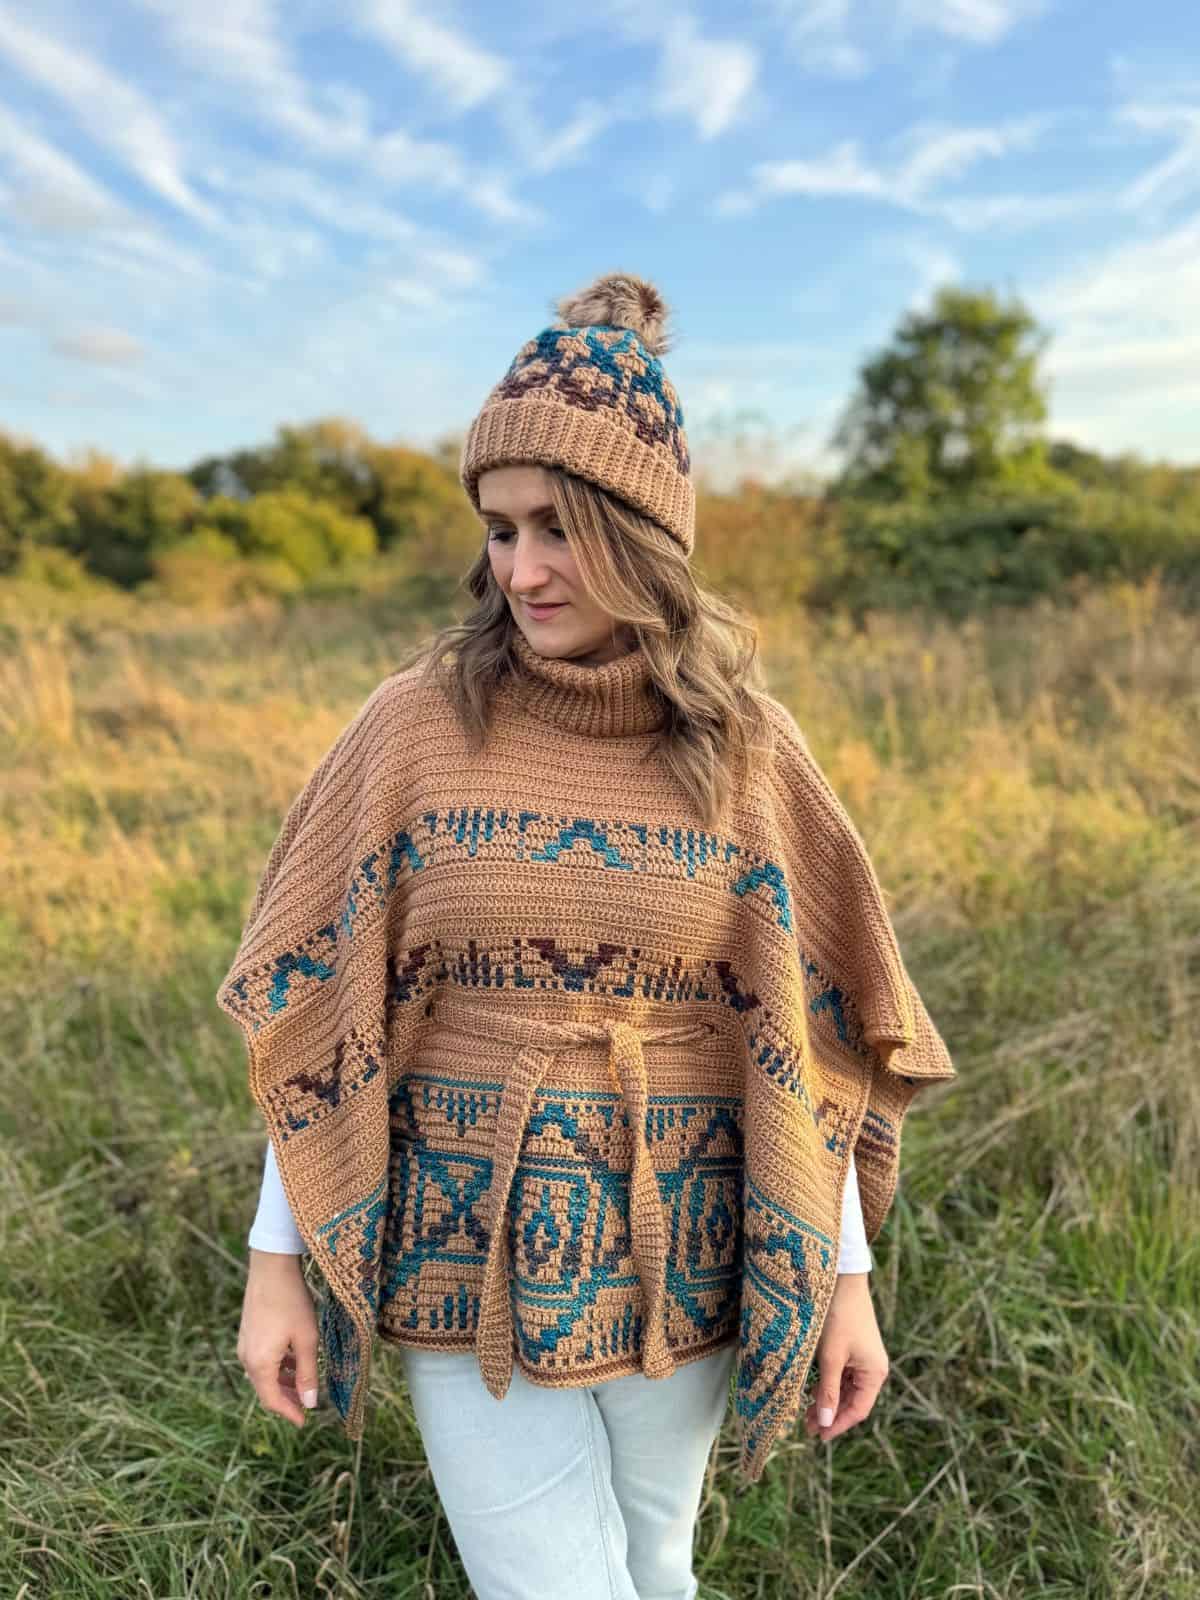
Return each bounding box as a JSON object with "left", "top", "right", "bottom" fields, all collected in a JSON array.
[{"left": 401, "top": 464, "right": 780, "bottom": 832}]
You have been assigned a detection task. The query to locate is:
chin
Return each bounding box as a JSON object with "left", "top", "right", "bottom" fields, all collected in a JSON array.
[
  {"left": 526, "top": 635, "right": 581, "bottom": 659},
  {"left": 512, "top": 608, "right": 626, "bottom": 664}
]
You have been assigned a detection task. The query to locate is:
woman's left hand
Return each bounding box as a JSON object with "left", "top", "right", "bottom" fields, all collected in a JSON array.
[{"left": 804, "top": 1272, "right": 889, "bottom": 1443}]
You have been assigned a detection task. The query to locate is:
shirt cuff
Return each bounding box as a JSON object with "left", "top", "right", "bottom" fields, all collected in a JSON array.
[
  {"left": 837, "top": 1147, "right": 873, "bottom": 1273},
  {"left": 248, "top": 1138, "right": 308, "bottom": 1255}
]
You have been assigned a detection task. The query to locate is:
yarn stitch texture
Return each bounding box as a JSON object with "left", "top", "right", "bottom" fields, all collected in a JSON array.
[
  {"left": 459, "top": 321, "right": 696, "bottom": 555},
  {"left": 216, "top": 631, "right": 956, "bottom": 1483}
]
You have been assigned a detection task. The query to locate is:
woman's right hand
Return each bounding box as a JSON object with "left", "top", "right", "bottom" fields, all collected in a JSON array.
[{"left": 237, "top": 1250, "right": 320, "bottom": 1427}]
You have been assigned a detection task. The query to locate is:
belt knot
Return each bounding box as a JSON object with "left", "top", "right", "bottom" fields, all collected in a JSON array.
[{"left": 422, "top": 994, "right": 715, "bottom": 1399}]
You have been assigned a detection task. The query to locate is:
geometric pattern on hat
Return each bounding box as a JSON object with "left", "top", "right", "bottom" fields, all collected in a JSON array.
[
  {"left": 502, "top": 327, "right": 689, "bottom": 476},
  {"left": 459, "top": 275, "right": 696, "bottom": 555}
]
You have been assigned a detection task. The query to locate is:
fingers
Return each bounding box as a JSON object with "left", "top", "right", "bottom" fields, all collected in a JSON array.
[
  {"left": 292, "top": 1328, "right": 321, "bottom": 1412},
  {"left": 240, "top": 1342, "right": 317, "bottom": 1428},
  {"left": 804, "top": 1346, "right": 847, "bottom": 1439},
  {"left": 821, "top": 1366, "right": 886, "bottom": 1441},
  {"left": 803, "top": 1344, "right": 889, "bottom": 1446},
  {"left": 245, "top": 1348, "right": 306, "bottom": 1427},
  {"left": 237, "top": 1273, "right": 321, "bottom": 1428}
]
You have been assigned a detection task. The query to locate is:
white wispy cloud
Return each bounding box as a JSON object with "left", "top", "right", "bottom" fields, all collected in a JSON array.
[
  {"left": 504, "top": 100, "right": 625, "bottom": 177},
  {"left": 202, "top": 160, "right": 427, "bottom": 247},
  {"left": 69, "top": 240, "right": 217, "bottom": 296},
  {"left": 935, "top": 188, "right": 1106, "bottom": 231},
  {"left": 714, "top": 114, "right": 1050, "bottom": 217},
  {"left": 0, "top": 99, "right": 231, "bottom": 305},
  {"left": 798, "top": 140, "right": 885, "bottom": 196},
  {"left": 401, "top": 244, "right": 486, "bottom": 291},
  {"left": 0, "top": 103, "right": 126, "bottom": 231},
  {"left": 128, "top": 0, "right": 541, "bottom": 225},
  {"left": 756, "top": 0, "right": 1041, "bottom": 78},
  {"left": 1035, "top": 214, "right": 1200, "bottom": 456},
  {"left": 896, "top": 118, "right": 1049, "bottom": 192},
  {"left": 52, "top": 326, "right": 145, "bottom": 365},
  {"left": 130, "top": 0, "right": 377, "bottom": 157},
  {"left": 353, "top": 2, "right": 625, "bottom": 177},
  {"left": 654, "top": 16, "right": 758, "bottom": 138},
  {"left": 454, "top": 173, "right": 545, "bottom": 226},
  {"left": 378, "top": 277, "right": 444, "bottom": 310},
  {"left": 1116, "top": 101, "right": 1200, "bottom": 217},
  {"left": 535, "top": 104, "right": 619, "bottom": 171},
  {"left": 199, "top": 166, "right": 489, "bottom": 305},
  {"left": 602, "top": 1, "right": 758, "bottom": 139},
  {"left": 0, "top": 264, "right": 155, "bottom": 388},
  {"left": 898, "top": 0, "right": 1045, "bottom": 46},
  {"left": 352, "top": 0, "right": 508, "bottom": 111},
  {"left": 758, "top": 0, "right": 867, "bottom": 77},
  {"left": 0, "top": 5, "right": 219, "bottom": 226},
  {"left": 1038, "top": 213, "right": 1200, "bottom": 331}
]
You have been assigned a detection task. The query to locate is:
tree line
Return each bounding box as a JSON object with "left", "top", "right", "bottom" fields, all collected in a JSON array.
[{"left": 4, "top": 288, "right": 1198, "bottom": 618}]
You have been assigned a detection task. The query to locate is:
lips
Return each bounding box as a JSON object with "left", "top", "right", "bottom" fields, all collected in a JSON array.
[{"left": 525, "top": 602, "right": 565, "bottom": 617}]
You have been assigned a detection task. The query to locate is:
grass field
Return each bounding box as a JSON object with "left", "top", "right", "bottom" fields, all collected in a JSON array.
[{"left": 2, "top": 574, "right": 1197, "bottom": 1598}]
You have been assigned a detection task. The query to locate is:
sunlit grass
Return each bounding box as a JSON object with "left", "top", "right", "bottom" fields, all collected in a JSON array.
[{"left": 2, "top": 572, "right": 1197, "bottom": 1597}]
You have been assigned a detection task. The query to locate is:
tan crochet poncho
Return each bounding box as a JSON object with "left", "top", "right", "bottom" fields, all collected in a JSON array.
[{"left": 216, "top": 631, "right": 955, "bottom": 1483}]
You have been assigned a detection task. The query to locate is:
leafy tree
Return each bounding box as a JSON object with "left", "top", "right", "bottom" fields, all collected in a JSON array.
[
  {"left": 187, "top": 418, "right": 375, "bottom": 513},
  {"left": 185, "top": 420, "right": 478, "bottom": 556},
  {"left": 832, "top": 287, "right": 1057, "bottom": 502},
  {"left": 828, "top": 489, "right": 1200, "bottom": 618},
  {"left": 8, "top": 544, "right": 97, "bottom": 593},
  {"left": 0, "top": 432, "right": 77, "bottom": 574},
  {"left": 192, "top": 488, "right": 376, "bottom": 583},
  {"left": 1049, "top": 440, "right": 1200, "bottom": 515},
  {"left": 363, "top": 443, "right": 477, "bottom": 551},
  {"left": 694, "top": 482, "right": 846, "bottom": 612},
  {"left": 1046, "top": 439, "right": 1121, "bottom": 490},
  {"left": 72, "top": 466, "right": 201, "bottom": 587}
]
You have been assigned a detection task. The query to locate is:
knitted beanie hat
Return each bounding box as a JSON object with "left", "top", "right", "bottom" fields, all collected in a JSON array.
[{"left": 459, "top": 271, "right": 695, "bottom": 557}]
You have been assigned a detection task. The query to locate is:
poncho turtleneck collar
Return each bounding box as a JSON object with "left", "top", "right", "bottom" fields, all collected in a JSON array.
[{"left": 503, "top": 626, "right": 665, "bottom": 739}]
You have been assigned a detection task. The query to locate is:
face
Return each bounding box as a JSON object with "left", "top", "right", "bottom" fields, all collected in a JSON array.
[{"left": 477, "top": 464, "right": 634, "bottom": 666}]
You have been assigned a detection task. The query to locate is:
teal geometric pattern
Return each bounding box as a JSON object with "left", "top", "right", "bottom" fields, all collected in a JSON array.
[
  {"left": 220, "top": 803, "right": 820, "bottom": 1035},
  {"left": 735, "top": 1178, "right": 832, "bottom": 1459},
  {"left": 317, "top": 1177, "right": 389, "bottom": 1311},
  {"left": 318, "top": 1287, "right": 364, "bottom": 1420},
  {"left": 314, "top": 1076, "right": 844, "bottom": 1451},
  {"left": 374, "top": 1073, "right": 745, "bottom": 1372},
  {"left": 498, "top": 324, "right": 690, "bottom": 475}
]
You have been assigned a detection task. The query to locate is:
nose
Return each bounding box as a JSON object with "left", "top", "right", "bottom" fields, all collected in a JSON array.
[{"left": 508, "top": 533, "right": 555, "bottom": 594}]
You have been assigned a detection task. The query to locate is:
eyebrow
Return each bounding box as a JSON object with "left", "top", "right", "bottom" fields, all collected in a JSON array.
[{"left": 477, "top": 503, "right": 556, "bottom": 520}]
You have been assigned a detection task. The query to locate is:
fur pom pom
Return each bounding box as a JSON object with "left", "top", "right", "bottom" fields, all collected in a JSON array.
[{"left": 553, "top": 272, "right": 674, "bottom": 358}]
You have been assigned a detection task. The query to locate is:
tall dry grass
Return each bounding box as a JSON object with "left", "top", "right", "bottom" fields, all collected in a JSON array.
[{"left": 1, "top": 572, "right": 1197, "bottom": 1597}]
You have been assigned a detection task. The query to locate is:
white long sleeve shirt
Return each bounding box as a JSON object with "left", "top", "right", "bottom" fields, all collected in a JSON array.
[{"left": 248, "top": 1139, "right": 874, "bottom": 1272}]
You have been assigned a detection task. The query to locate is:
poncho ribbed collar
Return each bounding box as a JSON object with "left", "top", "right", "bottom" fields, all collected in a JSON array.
[{"left": 503, "top": 626, "right": 665, "bottom": 739}]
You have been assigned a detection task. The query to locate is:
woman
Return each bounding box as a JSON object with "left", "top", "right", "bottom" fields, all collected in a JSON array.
[{"left": 221, "top": 272, "right": 956, "bottom": 1600}]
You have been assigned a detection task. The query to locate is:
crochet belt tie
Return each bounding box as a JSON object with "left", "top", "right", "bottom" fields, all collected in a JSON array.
[{"left": 421, "top": 991, "right": 714, "bottom": 1400}]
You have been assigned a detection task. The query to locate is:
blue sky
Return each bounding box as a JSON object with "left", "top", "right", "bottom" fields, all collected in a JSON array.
[{"left": 1, "top": 0, "right": 1198, "bottom": 487}]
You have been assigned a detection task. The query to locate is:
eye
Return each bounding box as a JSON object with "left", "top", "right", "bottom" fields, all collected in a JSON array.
[{"left": 485, "top": 526, "right": 567, "bottom": 541}]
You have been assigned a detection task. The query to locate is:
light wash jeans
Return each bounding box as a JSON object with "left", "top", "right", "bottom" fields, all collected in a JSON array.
[{"left": 397, "top": 1341, "right": 737, "bottom": 1600}]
